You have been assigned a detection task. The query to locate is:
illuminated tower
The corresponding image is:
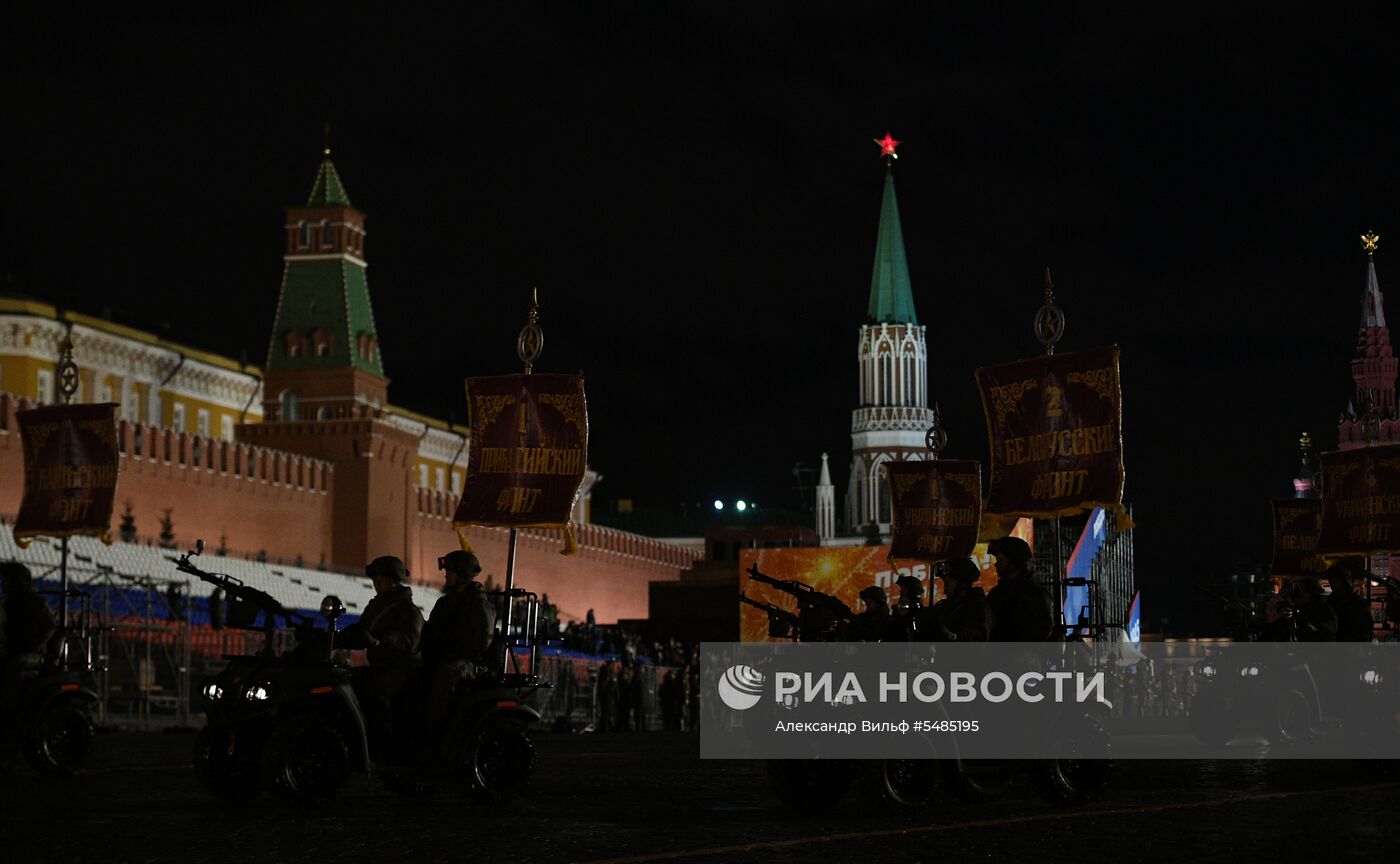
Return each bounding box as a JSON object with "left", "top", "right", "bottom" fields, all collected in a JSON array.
[
  {"left": 263, "top": 150, "right": 384, "bottom": 420},
  {"left": 1339, "top": 232, "right": 1398, "bottom": 448},
  {"left": 239, "top": 149, "right": 420, "bottom": 569},
  {"left": 846, "top": 135, "right": 935, "bottom": 534},
  {"left": 815, "top": 452, "right": 835, "bottom": 541},
  {"left": 1293, "top": 433, "right": 1319, "bottom": 498}
]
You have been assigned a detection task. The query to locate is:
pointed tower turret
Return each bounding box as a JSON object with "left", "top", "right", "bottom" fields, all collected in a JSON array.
[
  {"left": 1340, "top": 232, "right": 1399, "bottom": 448},
  {"left": 847, "top": 134, "right": 935, "bottom": 535},
  {"left": 867, "top": 170, "right": 918, "bottom": 325},
  {"left": 815, "top": 452, "right": 835, "bottom": 542},
  {"left": 1293, "top": 432, "right": 1319, "bottom": 498},
  {"left": 264, "top": 149, "right": 385, "bottom": 422},
  {"left": 239, "top": 148, "right": 421, "bottom": 572}
]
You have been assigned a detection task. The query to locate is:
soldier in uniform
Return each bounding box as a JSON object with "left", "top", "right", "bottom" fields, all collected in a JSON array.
[
  {"left": 421, "top": 550, "right": 498, "bottom": 738},
  {"left": 338, "top": 556, "right": 424, "bottom": 759},
  {"left": 931, "top": 557, "right": 992, "bottom": 642},
  {"left": 986, "top": 536, "right": 1054, "bottom": 642},
  {"left": 1, "top": 563, "right": 57, "bottom": 736},
  {"left": 1326, "top": 564, "right": 1373, "bottom": 643},
  {"left": 892, "top": 574, "right": 929, "bottom": 639},
  {"left": 853, "top": 585, "right": 890, "bottom": 641},
  {"left": 1291, "top": 578, "right": 1337, "bottom": 642}
]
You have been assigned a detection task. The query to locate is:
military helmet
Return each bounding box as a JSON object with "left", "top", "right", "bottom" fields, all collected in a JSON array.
[
  {"left": 0, "top": 561, "right": 33, "bottom": 592},
  {"left": 859, "top": 585, "right": 888, "bottom": 607},
  {"left": 439, "top": 549, "right": 482, "bottom": 578},
  {"left": 943, "top": 557, "right": 981, "bottom": 584},
  {"left": 894, "top": 574, "right": 925, "bottom": 598},
  {"left": 1324, "top": 562, "right": 1356, "bottom": 587},
  {"left": 987, "top": 535, "right": 1032, "bottom": 567},
  {"left": 366, "top": 556, "right": 408, "bottom": 584}
]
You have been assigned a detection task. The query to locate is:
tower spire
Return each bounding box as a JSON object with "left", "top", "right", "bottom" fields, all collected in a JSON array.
[
  {"left": 306, "top": 148, "right": 352, "bottom": 208},
  {"left": 1362, "top": 231, "right": 1385, "bottom": 328},
  {"left": 1340, "top": 230, "right": 1398, "bottom": 447},
  {"left": 867, "top": 133, "right": 917, "bottom": 325},
  {"left": 815, "top": 452, "right": 835, "bottom": 542}
]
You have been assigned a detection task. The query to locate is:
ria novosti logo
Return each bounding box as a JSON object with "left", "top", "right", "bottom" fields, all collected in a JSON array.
[{"left": 717, "top": 665, "right": 765, "bottom": 710}]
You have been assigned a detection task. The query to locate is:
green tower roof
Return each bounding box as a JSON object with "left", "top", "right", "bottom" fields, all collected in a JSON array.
[
  {"left": 267, "top": 158, "right": 382, "bottom": 377},
  {"left": 306, "top": 154, "right": 353, "bottom": 208},
  {"left": 866, "top": 170, "right": 918, "bottom": 325},
  {"left": 266, "top": 260, "right": 383, "bottom": 376}
]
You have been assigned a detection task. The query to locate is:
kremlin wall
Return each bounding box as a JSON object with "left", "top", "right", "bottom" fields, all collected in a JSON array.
[{"left": 0, "top": 155, "right": 698, "bottom": 624}]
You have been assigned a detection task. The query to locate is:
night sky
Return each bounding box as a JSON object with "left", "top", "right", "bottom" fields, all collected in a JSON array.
[{"left": 8, "top": 5, "right": 1400, "bottom": 631}]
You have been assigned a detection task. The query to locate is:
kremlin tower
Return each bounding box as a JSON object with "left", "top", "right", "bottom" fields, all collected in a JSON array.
[
  {"left": 1339, "top": 232, "right": 1398, "bottom": 448},
  {"left": 843, "top": 135, "right": 935, "bottom": 537},
  {"left": 238, "top": 149, "right": 422, "bottom": 569}
]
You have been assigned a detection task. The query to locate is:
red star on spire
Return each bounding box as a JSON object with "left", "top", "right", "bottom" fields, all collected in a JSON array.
[{"left": 874, "top": 132, "right": 901, "bottom": 160}]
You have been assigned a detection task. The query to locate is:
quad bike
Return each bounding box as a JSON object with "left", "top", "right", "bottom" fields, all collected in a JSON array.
[{"left": 179, "top": 540, "right": 546, "bottom": 805}]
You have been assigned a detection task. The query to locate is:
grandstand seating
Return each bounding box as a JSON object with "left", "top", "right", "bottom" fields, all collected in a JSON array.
[{"left": 0, "top": 524, "right": 442, "bottom": 626}]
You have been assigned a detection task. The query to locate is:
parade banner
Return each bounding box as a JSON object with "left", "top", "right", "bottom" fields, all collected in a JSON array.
[
  {"left": 452, "top": 374, "right": 588, "bottom": 553},
  {"left": 738, "top": 518, "right": 1033, "bottom": 643},
  {"left": 1271, "top": 498, "right": 1325, "bottom": 577},
  {"left": 975, "top": 346, "right": 1126, "bottom": 524},
  {"left": 887, "top": 459, "right": 981, "bottom": 563},
  {"left": 1317, "top": 445, "right": 1400, "bottom": 554},
  {"left": 13, "top": 402, "right": 120, "bottom": 545}
]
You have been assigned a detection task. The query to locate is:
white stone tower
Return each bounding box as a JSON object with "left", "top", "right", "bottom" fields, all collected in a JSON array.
[{"left": 846, "top": 145, "right": 934, "bottom": 536}]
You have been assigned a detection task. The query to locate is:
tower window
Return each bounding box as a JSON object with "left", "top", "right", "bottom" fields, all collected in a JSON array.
[
  {"left": 298, "top": 221, "right": 309, "bottom": 248},
  {"left": 310, "top": 328, "right": 332, "bottom": 358},
  {"left": 321, "top": 220, "right": 334, "bottom": 248},
  {"left": 877, "top": 465, "right": 891, "bottom": 524},
  {"left": 284, "top": 330, "right": 305, "bottom": 359},
  {"left": 279, "top": 390, "right": 299, "bottom": 422}
]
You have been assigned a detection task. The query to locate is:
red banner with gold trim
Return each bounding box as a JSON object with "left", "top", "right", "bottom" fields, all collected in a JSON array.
[
  {"left": 1317, "top": 445, "right": 1400, "bottom": 554},
  {"left": 1271, "top": 498, "right": 1325, "bottom": 577},
  {"left": 887, "top": 459, "right": 981, "bottom": 562},
  {"left": 14, "top": 402, "right": 120, "bottom": 545},
  {"left": 975, "top": 346, "right": 1126, "bottom": 523},
  {"left": 452, "top": 374, "right": 588, "bottom": 551}
]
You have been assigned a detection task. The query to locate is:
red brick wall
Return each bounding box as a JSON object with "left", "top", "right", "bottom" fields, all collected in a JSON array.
[
  {"left": 410, "top": 490, "right": 696, "bottom": 625},
  {"left": 0, "top": 394, "right": 333, "bottom": 564},
  {"left": 0, "top": 392, "right": 697, "bottom": 624}
]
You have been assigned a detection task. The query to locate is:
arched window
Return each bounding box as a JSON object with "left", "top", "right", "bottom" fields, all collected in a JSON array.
[
  {"left": 321, "top": 219, "right": 333, "bottom": 248},
  {"left": 311, "top": 328, "right": 332, "bottom": 358},
  {"left": 876, "top": 463, "right": 891, "bottom": 524},
  {"left": 279, "top": 390, "right": 299, "bottom": 422}
]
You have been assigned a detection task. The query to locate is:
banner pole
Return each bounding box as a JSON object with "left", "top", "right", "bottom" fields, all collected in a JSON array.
[
  {"left": 59, "top": 534, "right": 70, "bottom": 667},
  {"left": 56, "top": 331, "right": 78, "bottom": 667},
  {"left": 503, "top": 287, "right": 543, "bottom": 671},
  {"left": 1035, "top": 268, "right": 1068, "bottom": 637}
]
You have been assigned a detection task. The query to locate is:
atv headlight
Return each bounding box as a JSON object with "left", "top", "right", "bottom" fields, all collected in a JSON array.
[
  {"left": 1361, "top": 669, "right": 1385, "bottom": 687},
  {"left": 1240, "top": 665, "right": 1261, "bottom": 678},
  {"left": 202, "top": 683, "right": 223, "bottom": 700},
  {"left": 245, "top": 684, "right": 271, "bottom": 702},
  {"left": 1199, "top": 663, "right": 1217, "bottom": 679}
]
